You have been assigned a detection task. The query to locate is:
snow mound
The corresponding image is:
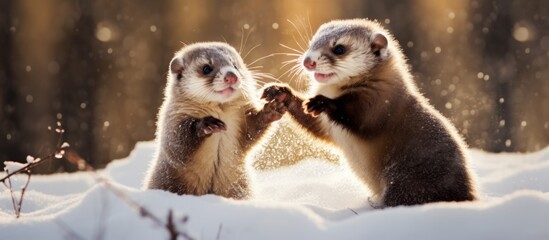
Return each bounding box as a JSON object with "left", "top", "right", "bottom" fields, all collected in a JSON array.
[{"left": 1, "top": 142, "right": 549, "bottom": 239}]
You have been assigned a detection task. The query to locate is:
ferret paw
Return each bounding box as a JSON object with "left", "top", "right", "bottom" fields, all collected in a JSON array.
[
  {"left": 261, "top": 84, "right": 293, "bottom": 104},
  {"left": 198, "top": 116, "right": 226, "bottom": 136},
  {"left": 367, "top": 196, "right": 384, "bottom": 209},
  {"left": 304, "top": 95, "right": 333, "bottom": 117},
  {"left": 261, "top": 100, "right": 287, "bottom": 123}
]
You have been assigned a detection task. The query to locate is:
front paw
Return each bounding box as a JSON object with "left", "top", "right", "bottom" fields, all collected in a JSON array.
[
  {"left": 260, "top": 100, "right": 287, "bottom": 123},
  {"left": 303, "top": 95, "right": 334, "bottom": 117},
  {"left": 261, "top": 84, "right": 293, "bottom": 104},
  {"left": 368, "top": 196, "right": 384, "bottom": 209},
  {"left": 197, "top": 116, "right": 226, "bottom": 137}
]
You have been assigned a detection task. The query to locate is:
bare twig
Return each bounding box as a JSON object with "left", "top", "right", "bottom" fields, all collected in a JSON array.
[
  {"left": 12, "top": 169, "right": 31, "bottom": 218},
  {"left": 2, "top": 122, "right": 194, "bottom": 240},
  {"left": 3, "top": 168, "right": 20, "bottom": 217},
  {"left": 0, "top": 122, "right": 67, "bottom": 183},
  {"left": 166, "top": 210, "right": 178, "bottom": 240},
  {"left": 64, "top": 150, "right": 194, "bottom": 240},
  {"left": 216, "top": 224, "right": 223, "bottom": 240},
  {"left": 348, "top": 208, "right": 359, "bottom": 215},
  {"left": 56, "top": 219, "right": 86, "bottom": 240},
  {"left": 1, "top": 122, "right": 67, "bottom": 218}
]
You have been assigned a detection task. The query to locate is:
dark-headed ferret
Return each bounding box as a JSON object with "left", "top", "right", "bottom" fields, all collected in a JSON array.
[
  {"left": 263, "top": 19, "right": 477, "bottom": 207},
  {"left": 144, "top": 42, "right": 285, "bottom": 199}
]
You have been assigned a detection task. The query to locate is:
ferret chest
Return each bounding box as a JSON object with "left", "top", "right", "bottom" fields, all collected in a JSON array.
[
  {"left": 200, "top": 106, "right": 243, "bottom": 163},
  {"left": 315, "top": 85, "right": 342, "bottom": 99},
  {"left": 320, "top": 107, "right": 382, "bottom": 193}
]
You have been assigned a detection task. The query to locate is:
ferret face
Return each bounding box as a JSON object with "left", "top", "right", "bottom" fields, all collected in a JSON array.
[
  {"left": 302, "top": 19, "right": 389, "bottom": 85},
  {"left": 169, "top": 42, "right": 250, "bottom": 103}
]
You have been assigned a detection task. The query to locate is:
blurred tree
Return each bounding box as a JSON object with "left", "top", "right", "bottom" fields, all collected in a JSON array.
[
  {"left": 474, "top": 1, "right": 514, "bottom": 152},
  {"left": 55, "top": 0, "right": 98, "bottom": 172},
  {"left": 471, "top": 0, "right": 549, "bottom": 151},
  {"left": 3, "top": 0, "right": 61, "bottom": 172},
  {"left": 0, "top": 0, "right": 547, "bottom": 172},
  {"left": 90, "top": 0, "right": 168, "bottom": 168},
  {"left": 0, "top": 0, "right": 23, "bottom": 165}
]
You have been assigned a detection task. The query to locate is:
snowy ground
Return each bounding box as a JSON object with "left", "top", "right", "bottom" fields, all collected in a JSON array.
[{"left": 1, "top": 141, "right": 549, "bottom": 240}]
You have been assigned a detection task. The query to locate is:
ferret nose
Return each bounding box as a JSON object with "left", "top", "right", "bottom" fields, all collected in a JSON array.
[
  {"left": 224, "top": 71, "right": 238, "bottom": 84},
  {"left": 303, "top": 57, "right": 316, "bottom": 70}
]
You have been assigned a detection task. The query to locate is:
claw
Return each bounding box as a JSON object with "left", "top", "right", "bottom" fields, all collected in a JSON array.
[
  {"left": 261, "top": 84, "right": 292, "bottom": 103},
  {"left": 261, "top": 99, "right": 287, "bottom": 123},
  {"left": 303, "top": 95, "right": 331, "bottom": 117},
  {"left": 199, "top": 116, "right": 226, "bottom": 136}
]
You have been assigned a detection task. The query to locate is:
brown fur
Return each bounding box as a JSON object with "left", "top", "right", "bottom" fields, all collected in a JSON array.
[
  {"left": 263, "top": 19, "right": 477, "bottom": 207},
  {"left": 144, "top": 42, "right": 284, "bottom": 199}
]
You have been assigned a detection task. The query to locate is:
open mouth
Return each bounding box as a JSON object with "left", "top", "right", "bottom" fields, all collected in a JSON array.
[
  {"left": 215, "top": 87, "right": 235, "bottom": 97},
  {"left": 314, "top": 72, "right": 335, "bottom": 83}
]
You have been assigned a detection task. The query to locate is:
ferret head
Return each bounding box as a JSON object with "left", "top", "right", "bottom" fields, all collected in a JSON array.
[
  {"left": 168, "top": 42, "right": 252, "bottom": 103},
  {"left": 302, "top": 19, "right": 391, "bottom": 85}
]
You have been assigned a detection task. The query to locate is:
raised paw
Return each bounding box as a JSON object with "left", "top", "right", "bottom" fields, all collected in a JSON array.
[
  {"left": 303, "top": 95, "right": 334, "bottom": 117},
  {"left": 261, "top": 84, "right": 293, "bottom": 103},
  {"left": 198, "top": 116, "right": 226, "bottom": 136},
  {"left": 261, "top": 100, "right": 288, "bottom": 123}
]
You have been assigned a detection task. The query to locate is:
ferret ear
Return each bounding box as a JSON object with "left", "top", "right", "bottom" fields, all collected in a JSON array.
[
  {"left": 370, "top": 33, "right": 388, "bottom": 58},
  {"left": 169, "top": 57, "right": 184, "bottom": 80}
]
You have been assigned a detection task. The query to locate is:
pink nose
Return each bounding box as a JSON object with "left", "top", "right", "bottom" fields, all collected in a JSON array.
[
  {"left": 224, "top": 72, "right": 238, "bottom": 84},
  {"left": 303, "top": 57, "right": 316, "bottom": 70}
]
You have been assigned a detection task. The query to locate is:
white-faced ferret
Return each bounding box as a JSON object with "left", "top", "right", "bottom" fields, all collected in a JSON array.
[
  {"left": 263, "top": 19, "right": 477, "bottom": 207},
  {"left": 144, "top": 42, "right": 286, "bottom": 199}
]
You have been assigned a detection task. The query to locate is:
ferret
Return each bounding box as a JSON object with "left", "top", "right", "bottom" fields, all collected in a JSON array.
[
  {"left": 263, "top": 19, "right": 477, "bottom": 207},
  {"left": 144, "top": 42, "right": 285, "bottom": 199}
]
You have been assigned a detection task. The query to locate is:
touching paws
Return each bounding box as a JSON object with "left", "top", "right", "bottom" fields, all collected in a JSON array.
[
  {"left": 261, "top": 84, "right": 293, "bottom": 104},
  {"left": 303, "top": 95, "right": 334, "bottom": 117},
  {"left": 198, "top": 116, "right": 226, "bottom": 136},
  {"left": 260, "top": 99, "right": 287, "bottom": 123}
]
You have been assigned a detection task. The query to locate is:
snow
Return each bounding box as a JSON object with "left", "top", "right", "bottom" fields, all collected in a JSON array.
[
  {"left": 3, "top": 161, "right": 27, "bottom": 174},
  {"left": 1, "top": 141, "right": 549, "bottom": 239}
]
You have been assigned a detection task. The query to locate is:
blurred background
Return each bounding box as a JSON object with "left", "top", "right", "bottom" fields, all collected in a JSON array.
[{"left": 1, "top": 0, "right": 548, "bottom": 173}]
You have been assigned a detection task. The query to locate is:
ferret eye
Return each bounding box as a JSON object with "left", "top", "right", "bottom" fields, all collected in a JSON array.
[
  {"left": 233, "top": 63, "right": 238, "bottom": 70},
  {"left": 332, "top": 45, "right": 346, "bottom": 55},
  {"left": 202, "top": 65, "right": 213, "bottom": 75}
]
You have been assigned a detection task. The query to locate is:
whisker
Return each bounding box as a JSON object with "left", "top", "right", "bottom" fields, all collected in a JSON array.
[
  {"left": 288, "top": 65, "right": 306, "bottom": 84},
  {"left": 252, "top": 73, "right": 280, "bottom": 83},
  {"left": 288, "top": 65, "right": 304, "bottom": 80},
  {"left": 239, "top": 83, "right": 251, "bottom": 99},
  {"left": 245, "top": 75, "right": 269, "bottom": 89},
  {"left": 306, "top": 11, "right": 314, "bottom": 40},
  {"left": 248, "top": 65, "right": 264, "bottom": 70},
  {"left": 280, "top": 59, "right": 301, "bottom": 69},
  {"left": 272, "top": 52, "right": 301, "bottom": 57},
  {"left": 281, "top": 57, "right": 301, "bottom": 65},
  {"left": 279, "top": 62, "right": 301, "bottom": 69},
  {"left": 286, "top": 72, "right": 300, "bottom": 87},
  {"left": 290, "top": 32, "right": 306, "bottom": 52},
  {"left": 247, "top": 54, "right": 277, "bottom": 67},
  {"left": 243, "top": 43, "right": 261, "bottom": 61},
  {"left": 279, "top": 43, "right": 303, "bottom": 54},
  {"left": 242, "top": 27, "right": 254, "bottom": 56},
  {"left": 278, "top": 63, "right": 302, "bottom": 80},
  {"left": 250, "top": 69, "right": 273, "bottom": 76},
  {"left": 193, "top": 85, "right": 213, "bottom": 103},
  {"left": 239, "top": 26, "right": 245, "bottom": 54},
  {"left": 297, "top": 16, "right": 311, "bottom": 40},
  {"left": 287, "top": 19, "right": 308, "bottom": 49},
  {"left": 295, "top": 71, "right": 308, "bottom": 89}
]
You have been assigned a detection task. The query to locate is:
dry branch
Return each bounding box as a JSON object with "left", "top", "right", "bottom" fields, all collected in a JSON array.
[{"left": 1, "top": 122, "right": 194, "bottom": 240}]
